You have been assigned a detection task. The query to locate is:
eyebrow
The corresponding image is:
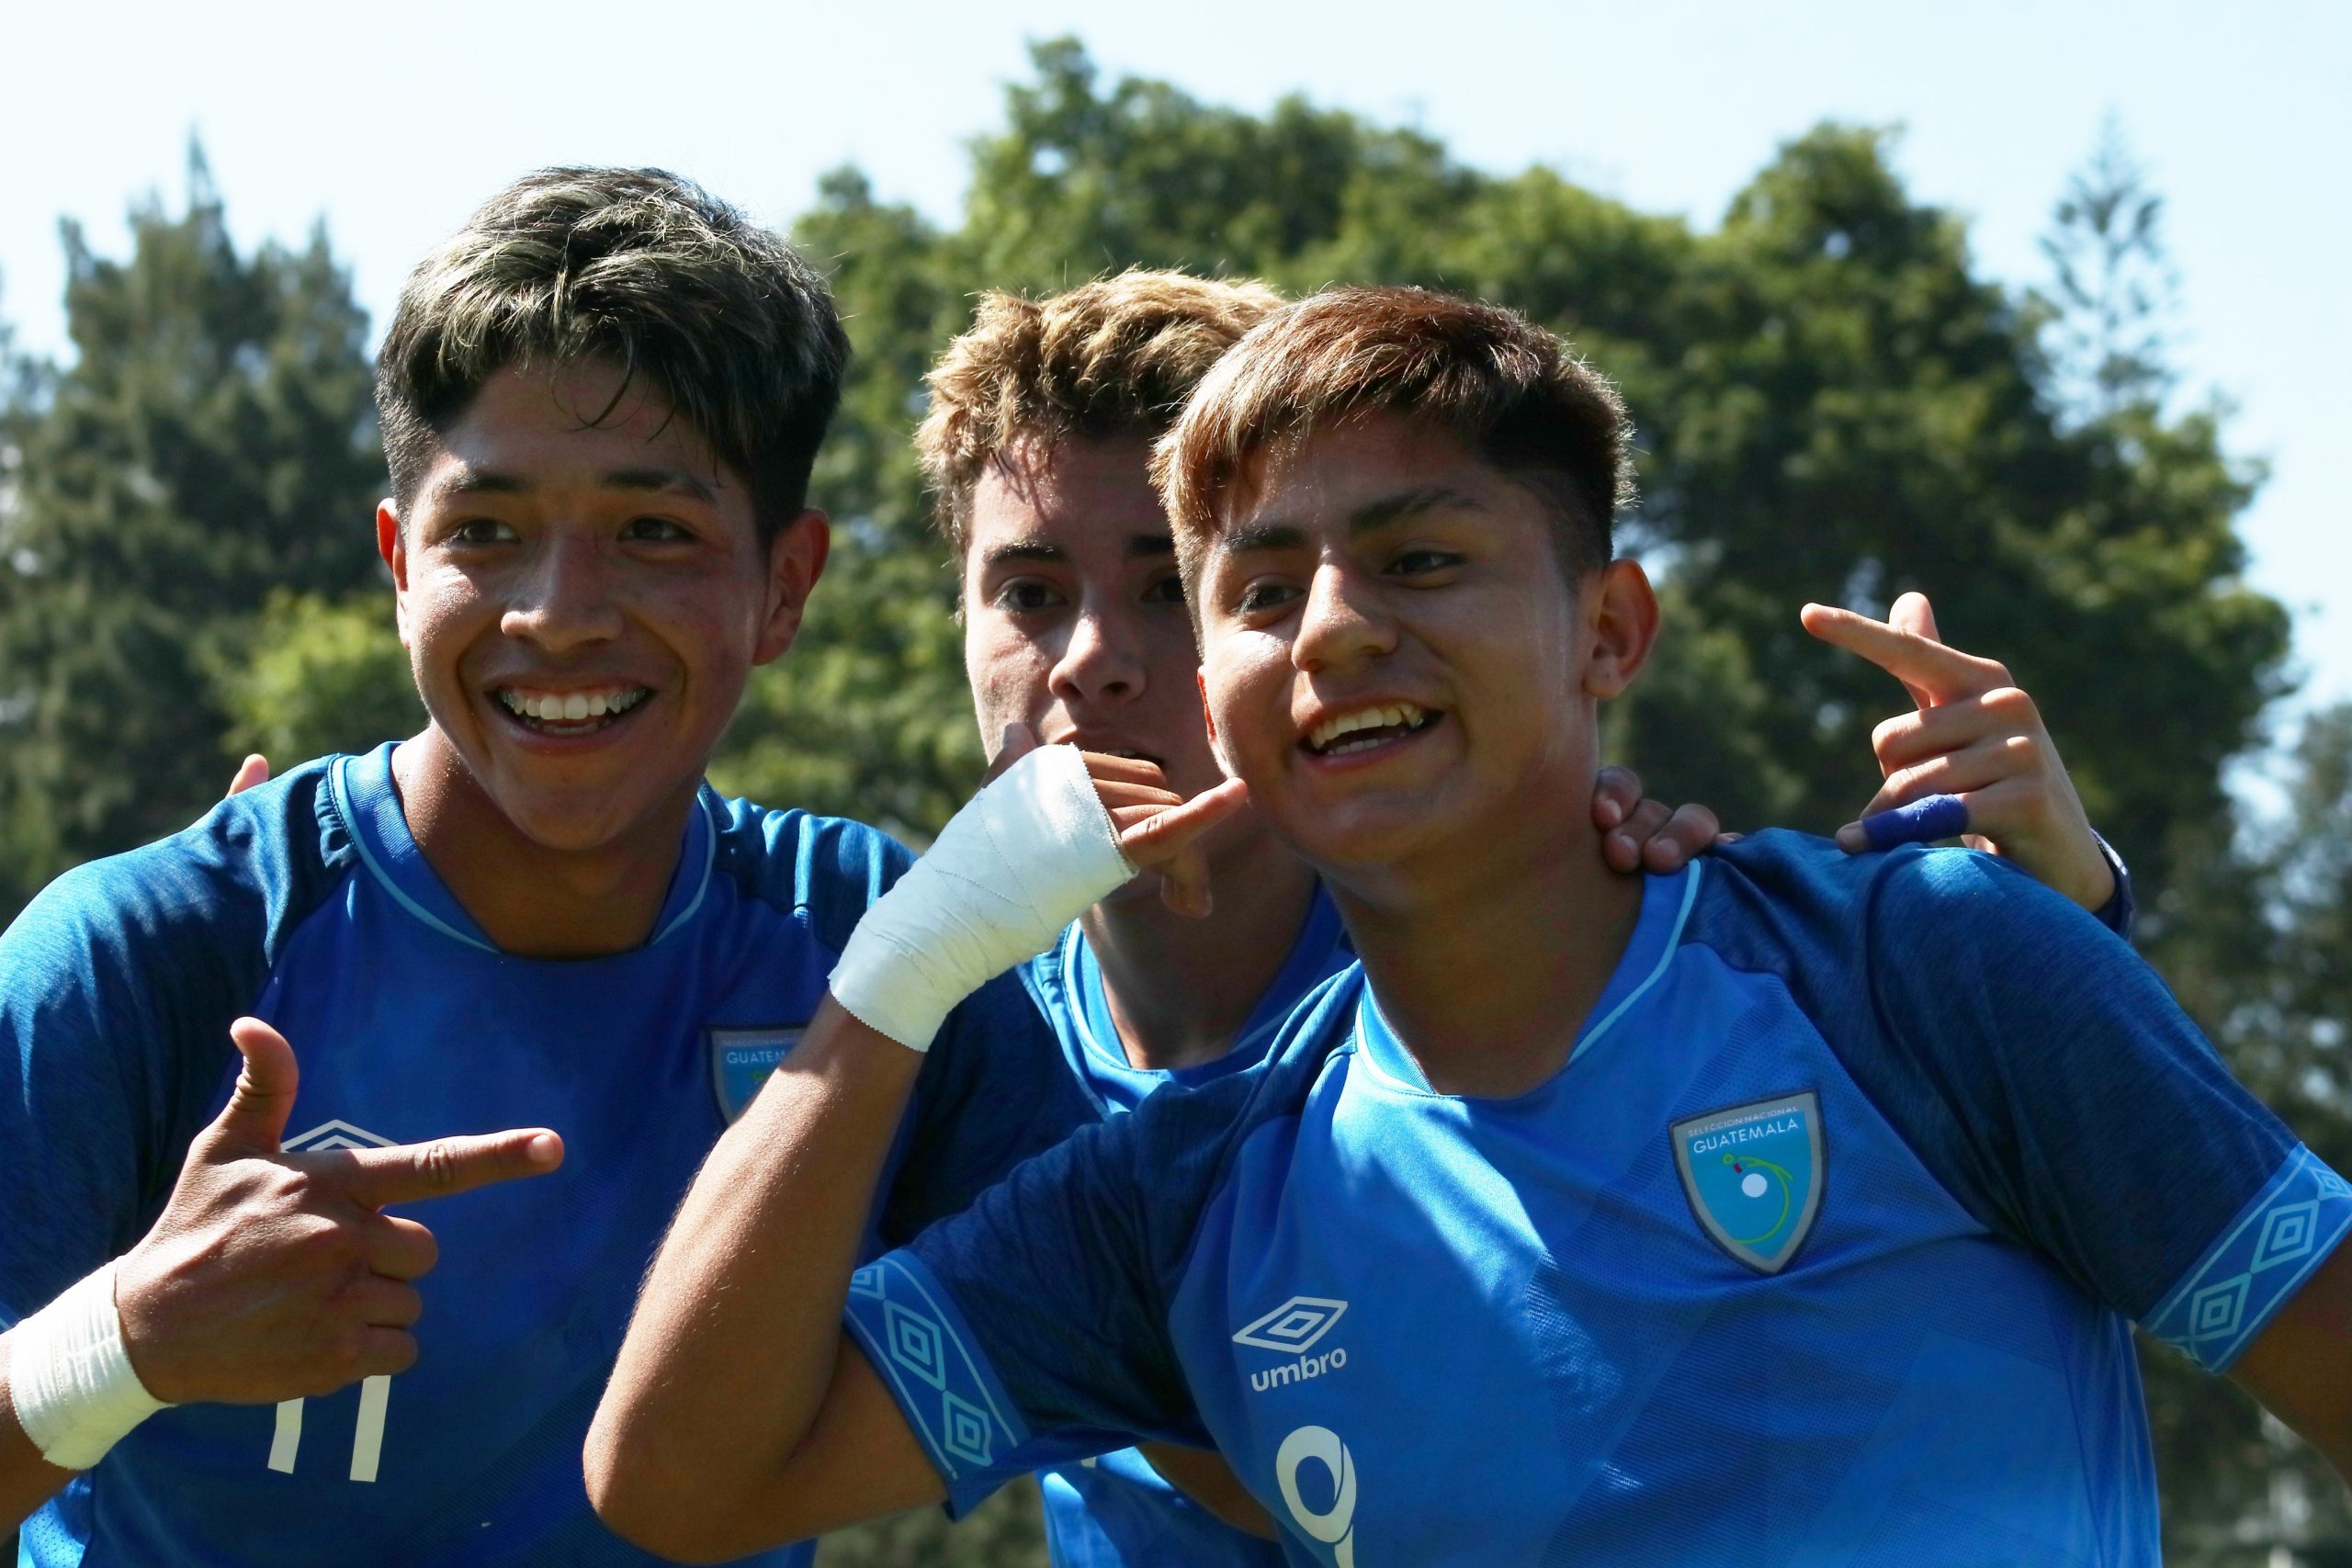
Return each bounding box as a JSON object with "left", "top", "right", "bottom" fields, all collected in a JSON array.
[
  {"left": 428, "top": 465, "right": 720, "bottom": 504},
  {"left": 1219, "top": 486, "right": 1487, "bottom": 556},
  {"left": 978, "top": 532, "right": 1174, "bottom": 569}
]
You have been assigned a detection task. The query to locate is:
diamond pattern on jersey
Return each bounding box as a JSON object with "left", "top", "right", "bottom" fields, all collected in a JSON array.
[
  {"left": 846, "top": 1256, "right": 1026, "bottom": 1480},
  {"left": 2145, "top": 1145, "right": 2352, "bottom": 1371}
]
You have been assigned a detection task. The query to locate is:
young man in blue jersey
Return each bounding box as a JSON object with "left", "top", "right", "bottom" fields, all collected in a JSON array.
[
  {"left": 0, "top": 167, "right": 1095, "bottom": 1566},
  {"left": 589, "top": 287, "right": 2178, "bottom": 1563},
  {"left": 910, "top": 269, "right": 2134, "bottom": 1568}
]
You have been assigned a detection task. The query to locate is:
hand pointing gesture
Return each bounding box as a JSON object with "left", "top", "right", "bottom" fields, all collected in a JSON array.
[
  {"left": 109, "top": 1018, "right": 561, "bottom": 1407},
  {"left": 1802, "top": 592, "right": 2117, "bottom": 913}
]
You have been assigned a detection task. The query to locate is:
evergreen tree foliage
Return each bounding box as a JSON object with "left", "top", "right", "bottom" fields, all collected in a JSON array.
[
  {"left": 0, "top": 145, "right": 382, "bottom": 910},
  {"left": 2040, "top": 118, "right": 2180, "bottom": 421},
  {"left": 0, "top": 46, "right": 2334, "bottom": 1564}
]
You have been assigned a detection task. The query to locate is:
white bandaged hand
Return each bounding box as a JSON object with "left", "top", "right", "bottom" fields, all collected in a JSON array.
[
  {"left": 6, "top": 1260, "right": 170, "bottom": 1470},
  {"left": 831, "top": 745, "right": 1134, "bottom": 1050}
]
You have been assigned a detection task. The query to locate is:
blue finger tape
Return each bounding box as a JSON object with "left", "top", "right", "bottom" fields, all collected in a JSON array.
[{"left": 1860, "top": 793, "right": 1970, "bottom": 851}]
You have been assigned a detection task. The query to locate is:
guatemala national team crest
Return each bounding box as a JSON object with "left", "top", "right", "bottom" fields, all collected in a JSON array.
[
  {"left": 709, "top": 1025, "right": 807, "bottom": 1123},
  {"left": 1670, "top": 1090, "right": 1824, "bottom": 1275}
]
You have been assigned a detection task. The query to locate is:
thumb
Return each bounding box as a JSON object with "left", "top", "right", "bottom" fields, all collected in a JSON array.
[
  {"left": 226, "top": 754, "right": 271, "bottom": 798},
  {"left": 1890, "top": 592, "right": 1942, "bottom": 647},
  {"left": 982, "top": 722, "right": 1039, "bottom": 787},
  {"left": 207, "top": 1017, "right": 300, "bottom": 1156},
  {"left": 1884, "top": 592, "right": 1940, "bottom": 710}
]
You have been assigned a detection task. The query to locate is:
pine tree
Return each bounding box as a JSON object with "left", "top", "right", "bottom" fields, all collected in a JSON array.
[{"left": 0, "top": 144, "right": 383, "bottom": 913}]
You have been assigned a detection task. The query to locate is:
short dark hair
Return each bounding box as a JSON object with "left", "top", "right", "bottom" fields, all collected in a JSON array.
[
  {"left": 1153, "top": 285, "right": 1634, "bottom": 587},
  {"left": 913, "top": 270, "right": 1285, "bottom": 559},
  {"left": 376, "top": 167, "right": 849, "bottom": 545}
]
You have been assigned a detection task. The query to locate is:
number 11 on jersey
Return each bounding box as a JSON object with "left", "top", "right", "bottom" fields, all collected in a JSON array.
[{"left": 268, "top": 1377, "right": 391, "bottom": 1481}]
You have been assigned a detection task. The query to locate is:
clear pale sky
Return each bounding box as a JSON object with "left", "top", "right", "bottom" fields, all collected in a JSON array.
[{"left": 6, "top": 0, "right": 2346, "bottom": 720}]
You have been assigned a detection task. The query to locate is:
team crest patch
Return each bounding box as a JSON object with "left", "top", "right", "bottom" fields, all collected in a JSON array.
[
  {"left": 710, "top": 1026, "right": 807, "bottom": 1123},
  {"left": 1670, "top": 1090, "right": 1824, "bottom": 1275}
]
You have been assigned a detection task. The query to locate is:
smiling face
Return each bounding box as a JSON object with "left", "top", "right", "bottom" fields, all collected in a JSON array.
[
  {"left": 384, "top": 358, "right": 825, "bottom": 853},
  {"left": 1193, "top": 412, "right": 1656, "bottom": 880}
]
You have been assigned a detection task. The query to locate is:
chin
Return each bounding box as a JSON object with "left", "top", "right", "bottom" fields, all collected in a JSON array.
[{"left": 1276, "top": 801, "right": 1452, "bottom": 880}]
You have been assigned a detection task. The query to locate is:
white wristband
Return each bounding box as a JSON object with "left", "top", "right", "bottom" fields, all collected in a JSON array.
[
  {"left": 6, "top": 1260, "right": 168, "bottom": 1470},
  {"left": 832, "top": 745, "right": 1134, "bottom": 1051}
]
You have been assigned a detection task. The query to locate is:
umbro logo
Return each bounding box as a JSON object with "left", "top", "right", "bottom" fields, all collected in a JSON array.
[
  {"left": 284, "top": 1120, "right": 395, "bottom": 1153},
  {"left": 1233, "top": 1296, "right": 1348, "bottom": 1354}
]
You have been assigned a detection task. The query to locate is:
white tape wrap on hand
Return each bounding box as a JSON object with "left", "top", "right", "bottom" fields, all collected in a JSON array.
[
  {"left": 6, "top": 1260, "right": 168, "bottom": 1470},
  {"left": 832, "top": 745, "right": 1135, "bottom": 1051}
]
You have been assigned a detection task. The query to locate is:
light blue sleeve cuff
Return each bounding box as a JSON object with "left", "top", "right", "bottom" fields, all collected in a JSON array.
[
  {"left": 2143, "top": 1145, "right": 2352, "bottom": 1371},
  {"left": 843, "top": 1251, "right": 1035, "bottom": 1518}
]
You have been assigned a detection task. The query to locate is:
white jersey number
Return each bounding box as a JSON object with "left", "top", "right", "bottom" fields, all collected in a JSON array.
[
  {"left": 1276, "top": 1424, "right": 1358, "bottom": 1568},
  {"left": 267, "top": 1376, "right": 390, "bottom": 1482}
]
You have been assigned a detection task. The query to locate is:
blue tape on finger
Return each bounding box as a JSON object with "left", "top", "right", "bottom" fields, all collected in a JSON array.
[{"left": 1860, "top": 793, "right": 1970, "bottom": 851}]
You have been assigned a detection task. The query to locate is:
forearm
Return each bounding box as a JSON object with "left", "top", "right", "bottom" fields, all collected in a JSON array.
[
  {"left": 0, "top": 1340, "right": 75, "bottom": 1530},
  {"left": 588, "top": 996, "right": 922, "bottom": 1541}
]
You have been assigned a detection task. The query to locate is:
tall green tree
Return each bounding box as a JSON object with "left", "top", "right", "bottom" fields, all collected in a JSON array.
[{"left": 0, "top": 145, "right": 382, "bottom": 914}]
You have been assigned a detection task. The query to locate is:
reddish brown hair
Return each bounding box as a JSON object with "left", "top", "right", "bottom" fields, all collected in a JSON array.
[{"left": 1151, "top": 285, "right": 1634, "bottom": 585}]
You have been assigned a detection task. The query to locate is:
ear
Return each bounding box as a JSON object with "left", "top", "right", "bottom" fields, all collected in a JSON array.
[
  {"left": 752, "top": 511, "right": 832, "bottom": 666},
  {"left": 378, "top": 501, "right": 413, "bottom": 649},
  {"left": 1581, "top": 558, "right": 1660, "bottom": 701}
]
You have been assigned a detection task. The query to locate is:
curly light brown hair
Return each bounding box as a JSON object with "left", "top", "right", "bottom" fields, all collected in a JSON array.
[{"left": 915, "top": 269, "right": 1285, "bottom": 560}]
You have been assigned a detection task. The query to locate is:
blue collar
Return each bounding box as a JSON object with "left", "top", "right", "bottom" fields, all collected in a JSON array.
[
  {"left": 1065, "top": 881, "right": 1352, "bottom": 1088},
  {"left": 327, "top": 742, "right": 719, "bottom": 955},
  {"left": 1355, "top": 861, "right": 1704, "bottom": 1095}
]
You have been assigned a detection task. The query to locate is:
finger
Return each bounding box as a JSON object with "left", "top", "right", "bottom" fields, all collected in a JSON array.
[
  {"left": 1080, "top": 751, "right": 1173, "bottom": 789},
  {"left": 1854, "top": 734, "right": 2033, "bottom": 820},
  {"left": 1800, "top": 603, "right": 2004, "bottom": 710},
  {"left": 337, "top": 1275, "right": 424, "bottom": 1331},
  {"left": 204, "top": 1017, "right": 300, "bottom": 1156},
  {"left": 1589, "top": 763, "right": 1643, "bottom": 829},
  {"left": 1155, "top": 844, "right": 1216, "bottom": 919},
  {"left": 1836, "top": 793, "right": 1970, "bottom": 853},
  {"left": 981, "top": 723, "right": 1037, "bottom": 786},
  {"left": 365, "top": 1213, "right": 439, "bottom": 1281},
  {"left": 1889, "top": 592, "right": 1941, "bottom": 646},
  {"left": 1606, "top": 798, "right": 1673, "bottom": 874},
  {"left": 1115, "top": 778, "right": 1248, "bottom": 870},
  {"left": 329, "top": 1129, "right": 564, "bottom": 1209},
  {"left": 1870, "top": 694, "right": 2020, "bottom": 773},
  {"left": 352, "top": 1326, "right": 420, "bottom": 1381},
  {"left": 1095, "top": 780, "right": 1188, "bottom": 814},
  {"left": 1643, "top": 803, "right": 1724, "bottom": 873},
  {"left": 227, "top": 754, "right": 271, "bottom": 797}
]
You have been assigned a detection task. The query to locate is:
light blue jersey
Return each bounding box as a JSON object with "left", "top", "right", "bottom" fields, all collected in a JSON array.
[
  {"left": 0, "top": 745, "right": 1065, "bottom": 1568},
  {"left": 1015, "top": 889, "right": 1350, "bottom": 1568},
  {"left": 849, "top": 833, "right": 2338, "bottom": 1567}
]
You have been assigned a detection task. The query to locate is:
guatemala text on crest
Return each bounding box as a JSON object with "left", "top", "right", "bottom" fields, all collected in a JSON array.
[
  {"left": 710, "top": 1025, "right": 807, "bottom": 1123},
  {"left": 1670, "top": 1089, "right": 1825, "bottom": 1275}
]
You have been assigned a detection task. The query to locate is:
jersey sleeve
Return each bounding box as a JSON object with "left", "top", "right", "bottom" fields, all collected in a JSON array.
[
  {"left": 0, "top": 770, "right": 335, "bottom": 1326},
  {"left": 1860, "top": 848, "right": 2348, "bottom": 1371},
  {"left": 878, "top": 975, "right": 1100, "bottom": 1247},
  {"left": 845, "top": 1071, "right": 1250, "bottom": 1515}
]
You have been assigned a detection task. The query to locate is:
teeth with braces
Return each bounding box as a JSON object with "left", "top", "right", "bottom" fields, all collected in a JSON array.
[
  {"left": 1306, "top": 703, "right": 1432, "bottom": 754},
  {"left": 497, "top": 688, "right": 650, "bottom": 724}
]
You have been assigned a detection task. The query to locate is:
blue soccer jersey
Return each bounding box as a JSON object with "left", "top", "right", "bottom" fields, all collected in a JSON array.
[
  {"left": 1014, "top": 887, "right": 1351, "bottom": 1568},
  {"left": 846, "top": 832, "right": 2345, "bottom": 1567},
  {"left": 0, "top": 744, "right": 1066, "bottom": 1568}
]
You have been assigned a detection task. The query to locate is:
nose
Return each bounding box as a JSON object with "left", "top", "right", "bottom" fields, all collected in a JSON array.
[
  {"left": 1293, "top": 563, "right": 1396, "bottom": 674},
  {"left": 499, "top": 531, "right": 625, "bottom": 653},
  {"left": 1047, "top": 603, "right": 1147, "bottom": 707}
]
